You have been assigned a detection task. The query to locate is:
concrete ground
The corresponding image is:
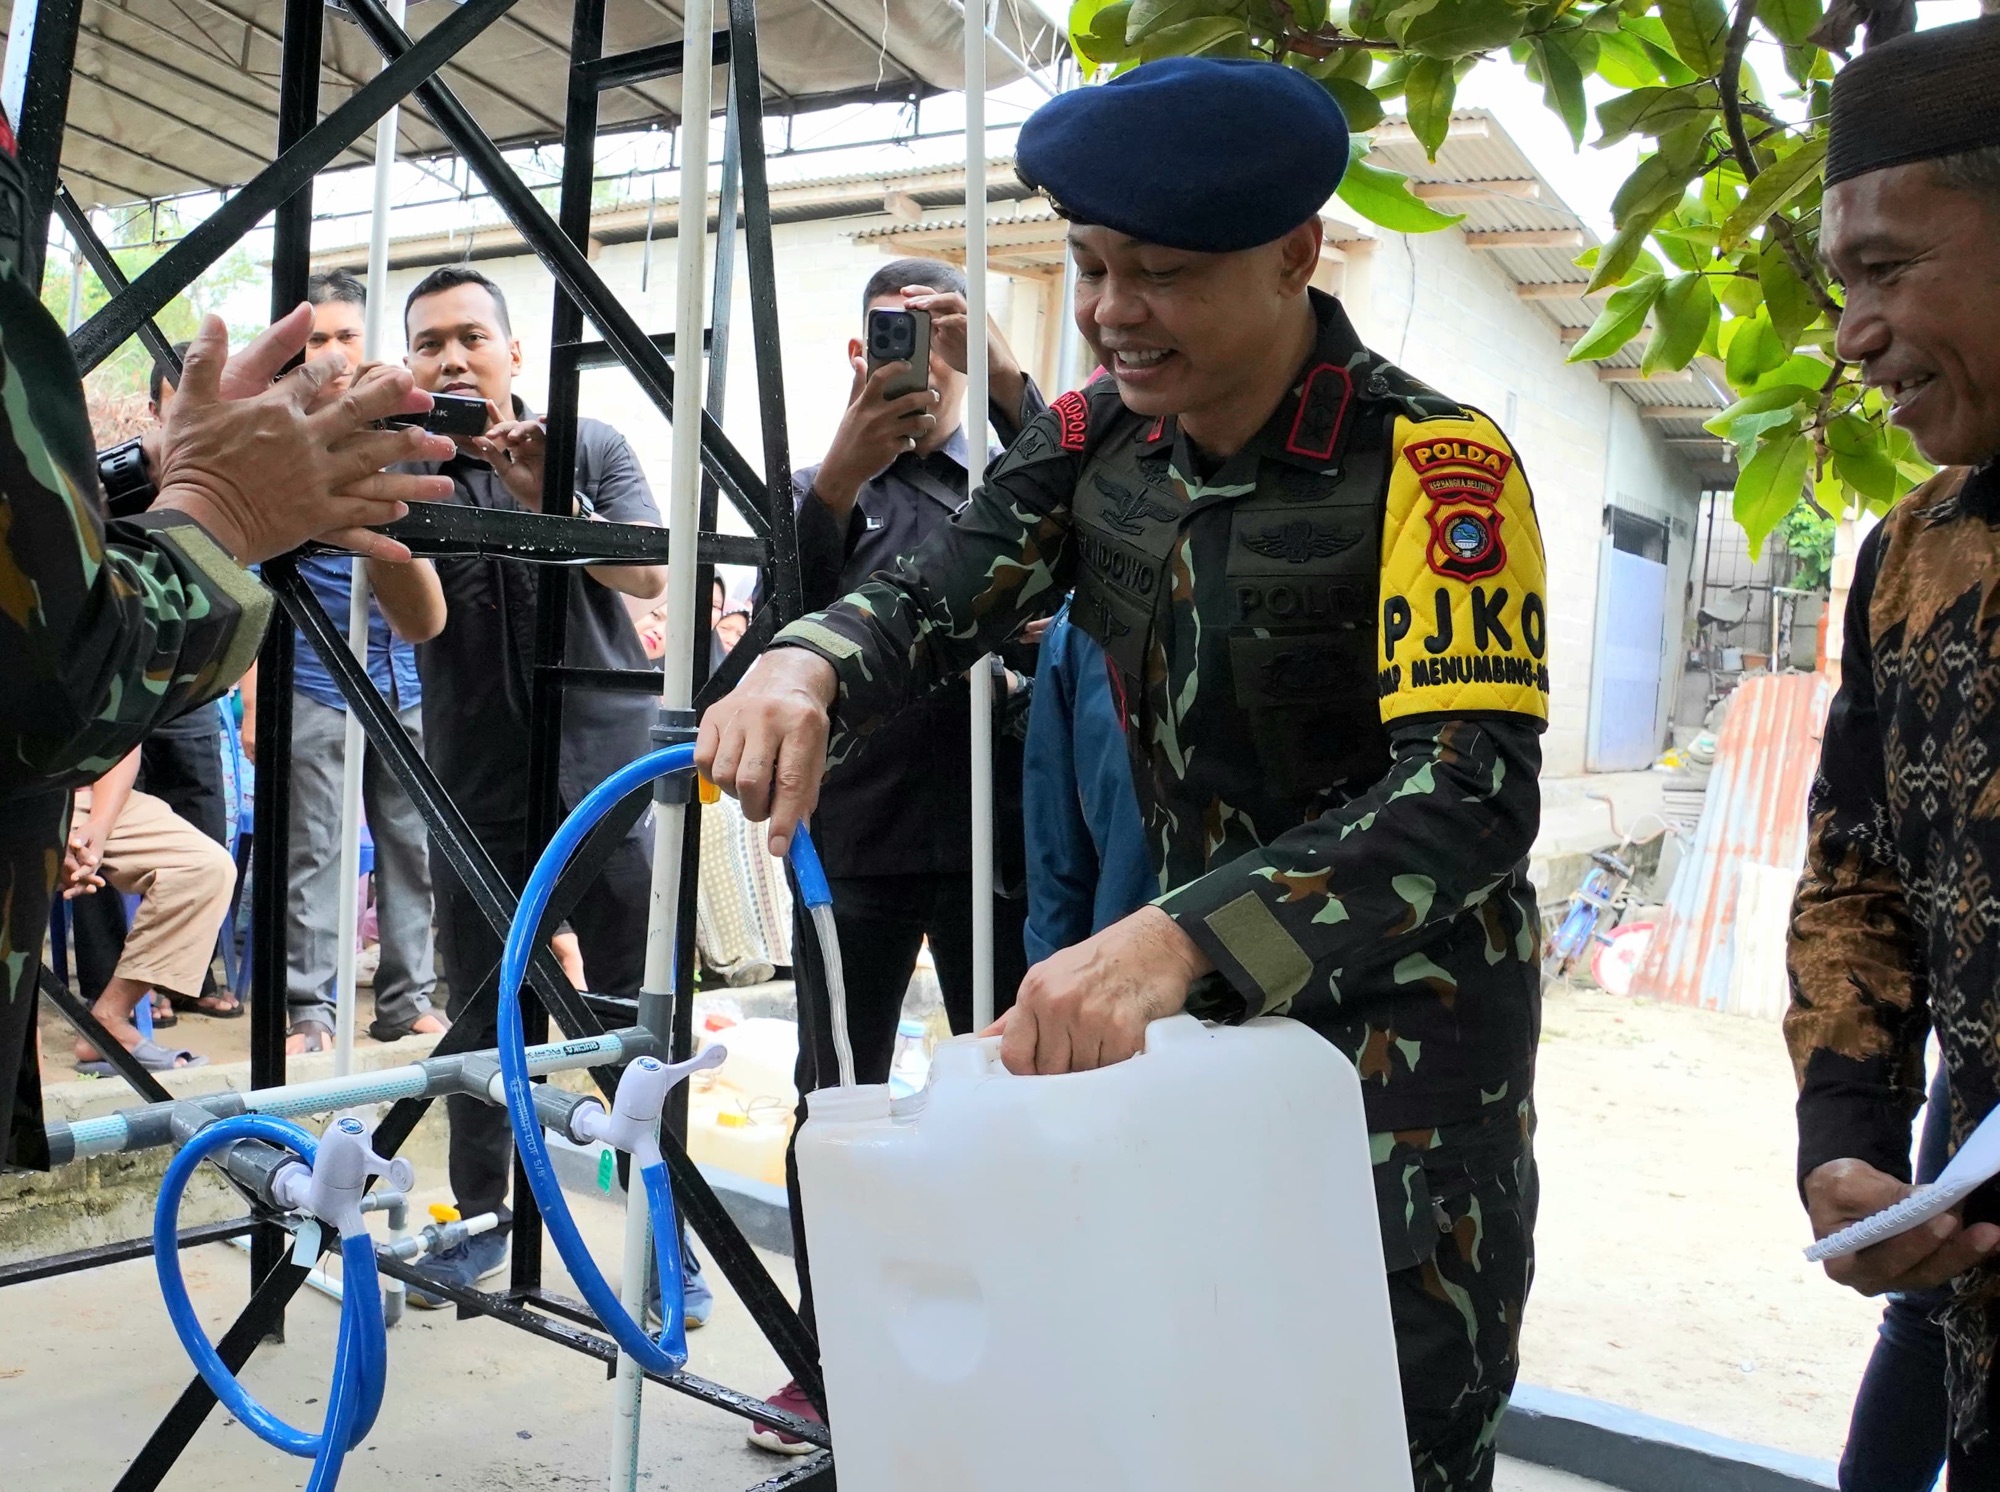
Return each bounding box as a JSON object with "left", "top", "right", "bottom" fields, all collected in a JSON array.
[{"left": 0, "top": 1173, "right": 1614, "bottom": 1490}]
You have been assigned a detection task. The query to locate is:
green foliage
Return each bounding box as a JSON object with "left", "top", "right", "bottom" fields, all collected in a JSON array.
[
  {"left": 1066, "top": 0, "right": 1924, "bottom": 551},
  {"left": 1776, "top": 497, "right": 1835, "bottom": 590}
]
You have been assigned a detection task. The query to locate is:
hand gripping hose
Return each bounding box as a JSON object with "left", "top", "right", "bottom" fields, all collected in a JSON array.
[
  {"left": 495, "top": 743, "right": 838, "bottom": 1377},
  {"left": 155, "top": 1114, "right": 407, "bottom": 1492}
]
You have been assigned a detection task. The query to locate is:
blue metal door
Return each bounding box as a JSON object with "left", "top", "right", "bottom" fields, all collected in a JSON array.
[{"left": 1588, "top": 519, "right": 1670, "bottom": 770}]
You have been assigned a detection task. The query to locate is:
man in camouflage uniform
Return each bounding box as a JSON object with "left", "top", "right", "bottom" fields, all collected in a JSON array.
[
  {"left": 0, "top": 117, "right": 454, "bottom": 1170},
  {"left": 701, "top": 57, "right": 1545, "bottom": 1490}
]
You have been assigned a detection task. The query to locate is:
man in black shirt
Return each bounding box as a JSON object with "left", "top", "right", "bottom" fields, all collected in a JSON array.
[
  {"left": 390, "top": 267, "right": 669, "bottom": 1306},
  {"left": 752, "top": 257, "right": 1047, "bottom": 1452}
]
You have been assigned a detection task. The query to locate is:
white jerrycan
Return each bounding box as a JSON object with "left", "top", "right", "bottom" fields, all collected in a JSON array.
[{"left": 794, "top": 1014, "right": 1412, "bottom": 1492}]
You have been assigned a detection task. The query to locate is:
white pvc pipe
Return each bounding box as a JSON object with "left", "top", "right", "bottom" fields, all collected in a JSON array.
[
  {"left": 965, "top": 0, "right": 995, "bottom": 1033},
  {"left": 610, "top": 5, "right": 715, "bottom": 1482},
  {"left": 332, "top": 0, "right": 404, "bottom": 1080}
]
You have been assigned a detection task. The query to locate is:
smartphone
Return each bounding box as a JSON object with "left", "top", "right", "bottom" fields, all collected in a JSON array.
[
  {"left": 384, "top": 390, "right": 489, "bottom": 436},
  {"left": 865, "top": 308, "right": 932, "bottom": 399}
]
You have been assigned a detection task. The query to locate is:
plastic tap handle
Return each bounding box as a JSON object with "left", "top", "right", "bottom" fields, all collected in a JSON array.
[
  {"left": 428, "top": 1203, "right": 460, "bottom": 1224},
  {"left": 305, "top": 1117, "right": 416, "bottom": 1238},
  {"left": 573, "top": 1049, "right": 728, "bottom": 1167}
]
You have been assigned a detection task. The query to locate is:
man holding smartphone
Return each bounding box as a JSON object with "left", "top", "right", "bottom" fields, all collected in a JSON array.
[
  {"left": 388, "top": 266, "right": 675, "bottom": 1308},
  {"left": 746, "top": 258, "right": 1046, "bottom": 1452}
]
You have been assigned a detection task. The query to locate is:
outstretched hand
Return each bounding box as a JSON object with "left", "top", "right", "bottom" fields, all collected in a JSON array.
[{"left": 150, "top": 313, "right": 457, "bottom": 564}]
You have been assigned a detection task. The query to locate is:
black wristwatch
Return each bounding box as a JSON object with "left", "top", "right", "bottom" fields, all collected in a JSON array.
[{"left": 98, "top": 436, "right": 157, "bottom": 518}]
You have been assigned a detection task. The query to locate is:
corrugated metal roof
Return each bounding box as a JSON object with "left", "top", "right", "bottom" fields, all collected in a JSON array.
[{"left": 1627, "top": 671, "right": 1831, "bottom": 1013}]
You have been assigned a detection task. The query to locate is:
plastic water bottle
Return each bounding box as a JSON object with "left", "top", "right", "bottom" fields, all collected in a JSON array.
[{"left": 887, "top": 1018, "right": 931, "bottom": 1100}]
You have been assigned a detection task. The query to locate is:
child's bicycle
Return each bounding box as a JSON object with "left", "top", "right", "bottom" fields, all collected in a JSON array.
[{"left": 1543, "top": 794, "right": 1674, "bottom": 984}]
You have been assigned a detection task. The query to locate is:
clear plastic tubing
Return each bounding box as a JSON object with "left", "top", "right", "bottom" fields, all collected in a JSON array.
[{"left": 492, "top": 744, "right": 848, "bottom": 1380}]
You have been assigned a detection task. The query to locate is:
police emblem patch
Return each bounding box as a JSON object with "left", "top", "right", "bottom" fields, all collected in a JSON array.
[{"left": 1426, "top": 505, "right": 1506, "bottom": 581}]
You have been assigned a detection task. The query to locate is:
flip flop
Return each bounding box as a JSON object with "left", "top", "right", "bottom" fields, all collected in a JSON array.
[
  {"left": 150, "top": 999, "right": 179, "bottom": 1030},
  {"left": 170, "top": 991, "right": 244, "bottom": 1019},
  {"left": 77, "top": 1040, "right": 208, "bottom": 1077}
]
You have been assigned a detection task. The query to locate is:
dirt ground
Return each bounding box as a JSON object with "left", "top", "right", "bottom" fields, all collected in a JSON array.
[{"left": 1524, "top": 979, "right": 1881, "bottom": 1462}]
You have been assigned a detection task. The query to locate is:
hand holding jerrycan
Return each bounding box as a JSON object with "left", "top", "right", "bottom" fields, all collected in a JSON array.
[{"left": 795, "top": 1013, "right": 1413, "bottom": 1491}]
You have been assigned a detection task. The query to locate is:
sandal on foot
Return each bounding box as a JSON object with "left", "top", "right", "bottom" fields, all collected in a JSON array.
[
  {"left": 77, "top": 1040, "right": 207, "bottom": 1076},
  {"left": 369, "top": 1014, "right": 450, "bottom": 1043},
  {"left": 287, "top": 1021, "right": 333, "bottom": 1054},
  {"left": 170, "top": 991, "right": 244, "bottom": 1019}
]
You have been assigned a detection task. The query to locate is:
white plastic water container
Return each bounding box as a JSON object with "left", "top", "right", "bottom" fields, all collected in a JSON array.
[{"left": 794, "top": 1014, "right": 1412, "bottom": 1492}]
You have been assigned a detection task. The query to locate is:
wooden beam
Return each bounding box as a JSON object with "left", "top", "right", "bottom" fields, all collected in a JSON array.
[
  {"left": 1465, "top": 229, "right": 1586, "bottom": 250},
  {"left": 1558, "top": 326, "right": 1588, "bottom": 344},
  {"left": 1410, "top": 179, "right": 1540, "bottom": 202},
  {"left": 883, "top": 191, "right": 922, "bottom": 221},
  {"left": 1516, "top": 282, "right": 1598, "bottom": 301},
  {"left": 1598, "top": 366, "right": 1695, "bottom": 385}
]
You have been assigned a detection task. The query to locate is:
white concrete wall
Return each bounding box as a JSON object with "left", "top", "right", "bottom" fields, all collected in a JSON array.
[{"left": 1341, "top": 228, "right": 1702, "bottom": 777}]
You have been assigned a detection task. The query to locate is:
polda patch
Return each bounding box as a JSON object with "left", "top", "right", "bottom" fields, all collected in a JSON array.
[{"left": 1427, "top": 505, "right": 1507, "bottom": 582}]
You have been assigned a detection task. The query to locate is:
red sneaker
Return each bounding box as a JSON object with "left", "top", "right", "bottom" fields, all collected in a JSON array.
[{"left": 746, "top": 1379, "right": 823, "bottom": 1456}]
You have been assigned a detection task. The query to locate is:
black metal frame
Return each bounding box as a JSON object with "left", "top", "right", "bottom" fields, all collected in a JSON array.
[{"left": 12, "top": 0, "right": 827, "bottom": 1483}]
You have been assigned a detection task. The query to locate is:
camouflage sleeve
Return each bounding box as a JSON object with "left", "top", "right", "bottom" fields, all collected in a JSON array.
[
  {"left": 1158, "top": 716, "right": 1541, "bottom": 1019},
  {"left": 1784, "top": 524, "right": 1927, "bottom": 1188},
  {"left": 0, "top": 261, "right": 270, "bottom": 798},
  {"left": 772, "top": 401, "right": 1082, "bottom": 764}
]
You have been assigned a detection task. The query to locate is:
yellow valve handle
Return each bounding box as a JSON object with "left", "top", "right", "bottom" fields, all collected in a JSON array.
[
  {"left": 697, "top": 772, "right": 721, "bottom": 805},
  {"left": 428, "top": 1203, "right": 461, "bottom": 1224}
]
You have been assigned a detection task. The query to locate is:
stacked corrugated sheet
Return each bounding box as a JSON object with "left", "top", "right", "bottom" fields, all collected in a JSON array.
[{"left": 1627, "top": 673, "right": 1832, "bottom": 1015}]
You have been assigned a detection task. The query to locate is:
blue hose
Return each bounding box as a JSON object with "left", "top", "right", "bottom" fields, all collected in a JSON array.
[
  {"left": 495, "top": 743, "right": 831, "bottom": 1376},
  {"left": 154, "top": 1114, "right": 385, "bottom": 1492}
]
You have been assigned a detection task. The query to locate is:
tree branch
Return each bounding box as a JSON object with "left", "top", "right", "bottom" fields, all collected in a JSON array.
[{"left": 1720, "top": 0, "right": 1843, "bottom": 321}]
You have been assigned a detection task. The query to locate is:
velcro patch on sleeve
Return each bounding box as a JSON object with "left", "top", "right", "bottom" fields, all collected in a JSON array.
[
  {"left": 1052, "top": 389, "right": 1090, "bottom": 452},
  {"left": 1377, "top": 413, "right": 1549, "bottom": 725}
]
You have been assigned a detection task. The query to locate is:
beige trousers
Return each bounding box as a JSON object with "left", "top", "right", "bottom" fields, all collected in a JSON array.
[{"left": 72, "top": 786, "right": 237, "bottom": 999}]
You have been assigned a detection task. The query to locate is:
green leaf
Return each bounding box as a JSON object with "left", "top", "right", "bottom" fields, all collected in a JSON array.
[
  {"left": 1069, "top": 0, "right": 1136, "bottom": 66},
  {"left": 1287, "top": 0, "right": 1330, "bottom": 29},
  {"left": 1757, "top": 239, "right": 1815, "bottom": 346},
  {"left": 1723, "top": 312, "right": 1787, "bottom": 388},
  {"left": 1652, "top": 228, "right": 1706, "bottom": 272},
  {"left": 1125, "top": 0, "right": 1227, "bottom": 41},
  {"left": 1593, "top": 28, "right": 1662, "bottom": 86},
  {"left": 1703, "top": 381, "right": 1812, "bottom": 440},
  {"left": 1535, "top": 36, "right": 1589, "bottom": 146},
  {"left": 1827, "top": 414, "right": 1899, "bottom": 502},
  {"left": 1717, "top": 137, "right": 1827, "bottom": 251},
  {"left": 1587, "top": 200, "right": 1673, "bottom": 292},
  {"left": 1568, "top": 271, "right": 1665, "bottom": 361},
  {"left": 1622, "top": 17, "right": 1703, "bottom": 83},
  {"left": 1138, "top": 12, "right": 1250, "bottom": 58},
  {"left": 1595, "top": 84, "right": 1717, "bottom": 147},
  {"left": 1658, "top": 0, "right": 1729, "bottom": 74},
  {"left": 1334, "top": 139, "right": 1466, "bottom": 232},
  {"left": 1761, "top": 351, "right": 1836, "bottom": 392},
  {"left": 1642, "top": 271, "right": 1715, "bottom": 374},
  {"left": 1405, "top": 56, "right": 1457, "bottom": 156},
  {"left": 1719, "top": 268, "right": 1765, "bottom": 317},
  {"left": 1400, "top": 0, "right": 1528, "bottom": 59},
  {"left": 1322, "top": 74, "right": 1387, "bottom": 132},
  {"left": 1757, "top": 0, "right": 1822, "bottom": 46},
  {"left": 1734, "top": 424, "right": 1812, "bottom": 551},
  {"left": 1609, "top": 136, "right": 1704, "bottom": 227}
]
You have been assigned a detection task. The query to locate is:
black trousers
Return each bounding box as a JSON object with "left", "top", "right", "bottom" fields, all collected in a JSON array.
[
  {"left": 434, "top": 821, "right": 652, "bottom": 1231},
  {"left": 1842, "top": 1063, "right": 1953, "bottom": 1491},
  {"left": 785, "top": 871, "right": 1028, "bottom": 1334},
  {"left": 69, "top": 719, "right": 229, "bottom": 1003}
]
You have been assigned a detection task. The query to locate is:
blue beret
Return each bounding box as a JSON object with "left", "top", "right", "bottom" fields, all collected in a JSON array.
[{"left": 1015, "top": 57, "right": 1349, "bottom": 254}]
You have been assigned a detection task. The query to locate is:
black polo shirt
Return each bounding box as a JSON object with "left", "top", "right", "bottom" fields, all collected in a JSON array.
[
  {"left": 794, "top": 384, "right": 1044, "bottom": 880},
  {"left": 410, "top": 407, "right": 662, "bottom": 828}
]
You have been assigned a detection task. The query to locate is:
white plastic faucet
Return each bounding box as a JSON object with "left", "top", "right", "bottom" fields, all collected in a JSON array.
[
  {"left": 570, "top": 1050, "right": 727, "bottom": 1169},
  {"left": 271, "top": 1116, "right": 415, "bottom": 1239}
]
